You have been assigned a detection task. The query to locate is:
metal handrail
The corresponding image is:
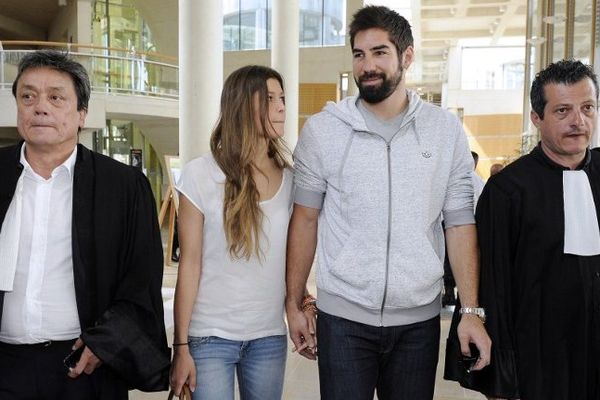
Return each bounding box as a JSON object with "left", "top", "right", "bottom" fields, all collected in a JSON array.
[
  {"left": 0, "top": 42, "right": 179, "bottom": 99},
  {"left": 0, "top": 40, "right": 177, "bottom": 63}
]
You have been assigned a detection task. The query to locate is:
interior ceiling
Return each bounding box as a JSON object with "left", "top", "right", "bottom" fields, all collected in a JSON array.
[
  {"left": 0, "top": 0, "right": 60, "bottom": 40},
  {"left": 1, "top": 0, "right": 59, "bottom": 28},
  {"left": 413, "top": 0, "right": 528, "bottom": 88}
]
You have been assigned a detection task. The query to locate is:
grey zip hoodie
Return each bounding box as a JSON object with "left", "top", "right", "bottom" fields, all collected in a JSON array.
[{"left": 293, "top": 91, "right": 475, "bottom": 327}]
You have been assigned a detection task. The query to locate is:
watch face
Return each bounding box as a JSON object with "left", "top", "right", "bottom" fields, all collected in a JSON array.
[
  {"left": 474, "top": 309, "right": 485, "bottom": 321},
  {"left": 460, "top": 307, "right": 485, "bottom": 321}
]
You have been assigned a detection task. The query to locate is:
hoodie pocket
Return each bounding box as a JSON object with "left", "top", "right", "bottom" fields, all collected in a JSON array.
[{"left": 327, "top": 235, "right": 380, "bottom": 292}]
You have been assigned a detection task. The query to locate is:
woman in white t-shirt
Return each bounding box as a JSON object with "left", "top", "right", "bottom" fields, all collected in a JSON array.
[{"left": 169, "top": 65, "right": 309, "bottom": 400}]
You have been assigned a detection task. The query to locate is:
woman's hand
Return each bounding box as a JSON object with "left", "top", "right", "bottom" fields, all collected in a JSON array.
[
  {"left": 304, "top": 308, "right": 317, "bottom": 354},
  {"left": 170, "top": 347, "right": 197, "bottom": 395}
]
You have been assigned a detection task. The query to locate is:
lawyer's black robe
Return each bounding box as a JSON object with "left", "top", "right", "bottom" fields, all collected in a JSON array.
[
  {"left": 0, "top": 143, "right": 170, "bottom": 399},
  {"left": 445, "top": 145, "right": 600, "bottom": 400}
]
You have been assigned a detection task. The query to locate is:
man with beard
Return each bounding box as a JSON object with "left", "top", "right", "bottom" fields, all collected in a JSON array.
[{"left": 285, "top": 5, "right": 491, "bottom": 400}]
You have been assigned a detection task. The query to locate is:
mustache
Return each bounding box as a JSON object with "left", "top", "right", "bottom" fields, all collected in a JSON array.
[
  {"left": 358, "top": 72, "right": 386, "bottom": 83},
  {"left": 566, "top": 130, "right": 587, "bottom": 135}
]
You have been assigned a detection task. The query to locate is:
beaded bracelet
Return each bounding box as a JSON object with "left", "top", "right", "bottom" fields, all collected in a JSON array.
[{"left": 301, "top": 294, "right": 318, "bottom": 313}]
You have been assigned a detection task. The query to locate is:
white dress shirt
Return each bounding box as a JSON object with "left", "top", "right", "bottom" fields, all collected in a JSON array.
[{"left": 0, "top": 145, "right": 81, "bottom": 344}]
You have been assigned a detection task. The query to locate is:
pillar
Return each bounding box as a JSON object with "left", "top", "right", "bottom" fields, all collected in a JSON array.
[
  {"left": 271, "top": 0, "right": 299, "bottom": 149},
  {"left": 179, "top": 0, "right": 223, "bottom": 164}
]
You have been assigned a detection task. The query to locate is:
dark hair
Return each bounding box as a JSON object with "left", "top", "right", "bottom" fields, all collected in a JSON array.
[
  {"left": 530, "top": 59, "right": 598, "bottom": 119},
  {"left": 349, "top": 5, "right": 413, "bottom": 59},
  {"left": 12, "top": 50, "right": 91, "bottom": 112},
  {"left": 471, "top": 151, "right": 479, "bottom": 164}
]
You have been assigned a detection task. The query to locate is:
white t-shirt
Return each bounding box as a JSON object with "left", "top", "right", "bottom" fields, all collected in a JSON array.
[{"left": 176, "top": 154, "right": 293, "bottom": 341}]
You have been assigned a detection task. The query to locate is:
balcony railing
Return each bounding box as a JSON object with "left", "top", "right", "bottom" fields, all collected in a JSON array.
[{"left": 0, "top": 41, "right": 179, "bottom": 99}]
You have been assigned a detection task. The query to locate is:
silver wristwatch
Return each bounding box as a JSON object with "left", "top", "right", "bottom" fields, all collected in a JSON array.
[{"left": 459, "top": 307, "right": 486, "bottom": 323}]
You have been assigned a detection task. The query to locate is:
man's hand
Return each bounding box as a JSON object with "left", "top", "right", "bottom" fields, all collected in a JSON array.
[
  {"left": 457, "top": 314, "right": 491, "bottom": 371},
  {"left": 285, "top": 205, "right": 320, "bottom": 360},
  {"left": 445, "top": 224, "right": 491, "bottom": 370},
  {"left": 287, "top": 305, "right": 317, "bottom": 360},
  {"left": 67, "top": 338, "right": 103, "bottom": 378}
]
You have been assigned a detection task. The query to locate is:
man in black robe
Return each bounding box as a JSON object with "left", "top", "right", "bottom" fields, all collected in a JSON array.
[
  {"left": 0, "top": 51, "right": 170, "bottom": 399},
  {"left": 445, "top": 60, "right": 600, "bottom": 399}
]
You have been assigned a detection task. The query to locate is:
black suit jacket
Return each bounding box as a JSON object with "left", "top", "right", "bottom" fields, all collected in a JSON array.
[{"left": 0, "top": 143, "right": 170, "bottom": 397}]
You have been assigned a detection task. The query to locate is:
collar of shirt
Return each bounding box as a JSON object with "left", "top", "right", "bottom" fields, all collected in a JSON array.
[
  {"left": 19, "top": 144, "right": 78, "bottom": 181},
  {"left": 533, "top": 142, "right": 591, "bottom": 171}
]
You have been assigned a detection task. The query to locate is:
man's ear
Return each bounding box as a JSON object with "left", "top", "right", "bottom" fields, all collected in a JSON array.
[
  {"left": 78, "top": 109, "right": 88, "bottom": 130},
  {"left": 402, "top": 46, "right": 414, "bottom": 69},
  {"left": 530, "top": 110, "right": 542, "bottom": 128}
]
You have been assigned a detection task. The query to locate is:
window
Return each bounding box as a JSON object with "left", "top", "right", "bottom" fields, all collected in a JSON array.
[
  {"left": 240, "top": 0, "right": 269, "bottom": 50},
  {"left": 223, "top": 0, "right": 242, "bottom": 51},
  {"left": 223, "top": 0, "right": 345, "bottom": 51},
  {"left": 322, "top": 0, "right": 345, "bottom": 46},
  {"left": 461, "top": 46, "right": 525, "bottom": 90}
]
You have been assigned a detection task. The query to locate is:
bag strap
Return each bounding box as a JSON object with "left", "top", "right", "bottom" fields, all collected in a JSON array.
[{"left": 167, "top": 384, "right": 192, "bottom": 400}]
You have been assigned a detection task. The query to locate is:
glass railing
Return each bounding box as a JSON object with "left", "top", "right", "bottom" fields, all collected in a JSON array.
[{"left": 0, "top": 41, "right": 179, "bottom": 98}]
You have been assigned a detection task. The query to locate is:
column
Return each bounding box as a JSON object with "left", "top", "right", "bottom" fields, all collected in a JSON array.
[
  {"left": 76, "top": 0, "right": 93, "bottom": 44},
  {"left": 346, "top": 0, "right": 363, "bottom": 97},
  {"left": 271, "top": 0, "right": 299, "bottom": 149},
  {"left": 442, "top": 45, "right": 461, "bottom": 109},
  {"left": 179, "top": 0, "right": 223, "bottom": 164}
]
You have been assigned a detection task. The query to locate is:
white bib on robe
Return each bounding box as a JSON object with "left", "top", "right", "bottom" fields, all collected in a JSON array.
[{"left": 563, "top": 170, "right": 600, "bottom": 256}]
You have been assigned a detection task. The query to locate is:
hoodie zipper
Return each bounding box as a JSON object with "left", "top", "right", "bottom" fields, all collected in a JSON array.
[{"left": 380, "top": 142, "right": 392, "bottom": 325}]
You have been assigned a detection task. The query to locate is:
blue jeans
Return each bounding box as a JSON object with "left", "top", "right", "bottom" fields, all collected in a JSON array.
[
  {"left": 189, "top": 335, "right": 287, "bottom": 400},
  {"left": 317, "top": 311, "right": 440, "bottom": 400}
]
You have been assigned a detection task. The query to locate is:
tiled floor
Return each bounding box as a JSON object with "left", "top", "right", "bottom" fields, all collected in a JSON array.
[{"left": 130, "top": 264, "right": 485, "bottom": 400}]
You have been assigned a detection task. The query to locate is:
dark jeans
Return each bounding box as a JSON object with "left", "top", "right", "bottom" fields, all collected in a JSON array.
[{"left": 317, "top": 311, "right": 440, "bottom": 400}]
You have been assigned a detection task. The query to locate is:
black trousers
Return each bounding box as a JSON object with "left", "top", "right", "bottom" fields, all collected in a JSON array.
[{"left": 0, "top": 339, "right": 103, "bottom": 400}]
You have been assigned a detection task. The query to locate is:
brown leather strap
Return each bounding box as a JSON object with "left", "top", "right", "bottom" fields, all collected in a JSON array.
[{"left": 167, "top": 384, "right": 192, "bottom": 400}]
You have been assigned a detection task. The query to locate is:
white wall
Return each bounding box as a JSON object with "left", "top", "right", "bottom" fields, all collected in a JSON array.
[
  {"left": 76, "top": 0, "right": 93, "bottom": 44},
  {"left": 0, "top": 92, "right": 17, "bottom": 126},
  {"left": 79, "top": 130, "right": 95, "bottom": 149},
  {"left": 223, "top": 45, "right": 352, "bottom": 84},
  {"left": 444, "top": 88, "right": 523, "bottom": 116},
  {"left": 48, "top": 2, "right": 78, "bottom": 42}
]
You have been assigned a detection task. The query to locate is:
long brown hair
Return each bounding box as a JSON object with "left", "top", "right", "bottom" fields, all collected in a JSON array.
[{"left": 210, "top": 65, "right": 290, "bottom": 260}]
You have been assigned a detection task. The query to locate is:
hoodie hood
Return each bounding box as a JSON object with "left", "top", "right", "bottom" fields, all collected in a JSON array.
[{"left": 323, "top": 89, "right": 425, "bottom": 133}]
